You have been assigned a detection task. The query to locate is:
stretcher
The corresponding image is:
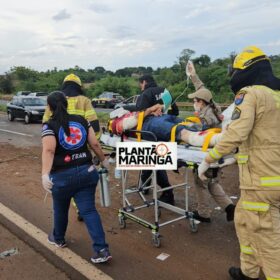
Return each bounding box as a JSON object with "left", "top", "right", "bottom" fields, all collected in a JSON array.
[{"left": 100, "top": 128, "right": 235, "bottom": 247}]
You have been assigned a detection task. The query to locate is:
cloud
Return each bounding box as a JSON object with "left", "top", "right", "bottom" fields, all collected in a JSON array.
[
  {"left": 109, "top": 26, "right": 136, "bottom": 39},
  {"left": 89, "top": 3, "right": 112, "bottom": 13},
  {"left": 52, "top": 9, "right": 71, "bottom": 21}
]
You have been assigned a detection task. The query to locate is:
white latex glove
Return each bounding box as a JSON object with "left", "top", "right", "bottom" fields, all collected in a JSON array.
[
  {"left": 218, "top": 157, "right": 237, "bottom": 168},
  {"left": 186, "top": 60, "right": 196, "bottom": 77},
  {"left": 42, "top": 174, "right": 53, "bottom": 193},
  {"left": 198, "top": 159, "right": 210, "bottom": 181},
  {"left": 101, "top": 158, "right": 110, "bottom": 169}
]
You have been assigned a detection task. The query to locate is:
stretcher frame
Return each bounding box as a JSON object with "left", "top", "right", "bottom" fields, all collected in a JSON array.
[{"left": 101, "top": 130, "right": 202, "bottom": 247}]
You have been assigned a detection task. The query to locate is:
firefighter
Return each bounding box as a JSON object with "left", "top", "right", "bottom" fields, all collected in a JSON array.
[
  {"left": 43, "top": 74, "right": 101, "bottom": 221},
  {"left": 43, "top": 74, "right": 100, "bottom": 138},
  {"left": 198, "top": 46, "right": 280, "bottom": 280}
]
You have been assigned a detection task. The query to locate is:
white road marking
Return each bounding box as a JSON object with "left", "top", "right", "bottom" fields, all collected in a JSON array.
[
  {"left": 0, "top": 128, "right": 33, "bottom": 137},
  {"left": 0, "top": 202, "right": 112, "bottom": 280}
]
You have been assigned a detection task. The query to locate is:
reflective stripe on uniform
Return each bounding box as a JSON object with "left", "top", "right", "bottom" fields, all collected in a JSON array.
[
  {"left": 237, "top": 155, "right": 248, "bottom": 164},
  {"left": 68, "top": 109, "right": 85, "bottom": 116},
  {"left": 242, "top": 201, "right": 270, "bottom": 212},
  {"left": 240, "top": 245, "right": 253, "bottom": 255},
  {"left": 260, "top": 176, "right": 280, "bottom": 187},
  {"left": 267, "top": 277, "right": 280, "bottom": 280},
  {"left": 209, "top": 147, "right": 222, "bottom": 160},
  {"left": 85, "top": 110, "right": 96, "bottom": 118}
]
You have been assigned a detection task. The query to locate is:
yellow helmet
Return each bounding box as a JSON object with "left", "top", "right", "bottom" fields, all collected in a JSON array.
[
  {"left": 63, "top": 74, "right": 82, "bottom": 87},
  {"left": 233, "top": 46, "right": 269, "bottom": 70}
]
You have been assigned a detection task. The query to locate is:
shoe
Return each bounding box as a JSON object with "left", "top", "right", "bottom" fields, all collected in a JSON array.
[
  {"left": 48, "top": 233, "right": 67, "bottom": 248},
  {"left": 225, "top": 204, "right": 236, "bottom": 222},
  {"left": 158, "top": 192, "right": 175, "bottom": 205},
  {"left": 91, "top": 248, "right": 112, "bottom": 264},
  {"left": 229, "top": 267, "right": 259, "bottom": 280},
  {"left": 192, "top": 211, "right": 211, "bottom": 223}
]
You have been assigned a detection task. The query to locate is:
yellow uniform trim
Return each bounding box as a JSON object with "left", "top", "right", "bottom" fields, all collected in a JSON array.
[
  {"left": 240, "top": 245, "right": 253, "bottom": 255},
  {"left": 209, "top": 147, "right": 222, "bottom": 160},
  {"left": 242, "top": 201, "right": 270, "bottom": 212},
  {"left": 136, "top": 111, "right": 145, "bottom": 142},
  {"left": 267, "top": 277, "right": 280, "bottom": 280},
  {"left": 260, "top": 176, "right": 280, "bottom": 187},
  {"left": 237, "top": 155, "right": 249, "bottom": 164}
]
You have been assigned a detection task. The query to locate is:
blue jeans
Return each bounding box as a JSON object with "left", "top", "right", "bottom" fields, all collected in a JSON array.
[
  {"left": 142, "top": 115, "right": 184, "bottom": 141},
  {"left": 50, "top": 164, "right": 108, "bottom": 253}
]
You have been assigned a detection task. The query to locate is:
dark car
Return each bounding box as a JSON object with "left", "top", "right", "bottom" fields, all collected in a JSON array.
[
  {"left": 114, "top": 95, "right": 139, "bottom": 111},
  {"left": 92, "top": 92, "right": 124, "bottom": 108},
  {"left": 7, "top": 96, "right": 47, "bottom": 124}
]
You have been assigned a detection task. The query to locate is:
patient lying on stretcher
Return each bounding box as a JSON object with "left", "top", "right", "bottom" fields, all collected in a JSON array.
[{"left": 109, "top": 103, "right": 234, "bottom": 148}]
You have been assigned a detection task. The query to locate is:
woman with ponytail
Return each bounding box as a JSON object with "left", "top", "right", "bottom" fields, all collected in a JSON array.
[
  {"left": 185, "top": 62, "right": 235, "bottom": 224},
  {"left": 41, "top": 91, "right": 112, "bottom": 264}
]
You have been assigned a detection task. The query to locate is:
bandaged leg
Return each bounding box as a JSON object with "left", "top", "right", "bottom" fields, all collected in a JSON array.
[{"left": 180, "top": 129, "right": 223, "bottom": 147}]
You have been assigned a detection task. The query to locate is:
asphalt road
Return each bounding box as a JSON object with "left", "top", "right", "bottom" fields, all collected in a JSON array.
[
  {"left": 0, "top": 113, "right": 247, "bottom": 280},
  {"left": 0, "top": 112, "right": 42, "bottom": 147}
]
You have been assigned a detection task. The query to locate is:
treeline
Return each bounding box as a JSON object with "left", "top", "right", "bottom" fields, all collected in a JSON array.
[{"left": 1, "top": 49, "right": 280, "bottom": 103}]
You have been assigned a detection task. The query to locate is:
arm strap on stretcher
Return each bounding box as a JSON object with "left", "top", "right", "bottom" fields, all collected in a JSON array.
[
  {"left": 136, "top": 111, "right": 145, "bottom": 141},
  {"left": 170, "top": 123, "right": 221, "bottom": 151},
  {"left": 170, "top": 116, "right": 201, "bottom": 142},
  {"left": 201, "top": 128, "right": 221, "bottom": 151}
]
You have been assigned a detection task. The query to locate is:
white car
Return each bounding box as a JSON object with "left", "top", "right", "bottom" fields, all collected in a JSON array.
[{"left": 28, "top": 92, "right": 49, "bottom": 99}]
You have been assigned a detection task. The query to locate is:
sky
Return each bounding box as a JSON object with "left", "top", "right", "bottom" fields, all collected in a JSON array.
[{"left": 0, "top": 0, "right": 280, "bottom": 74}]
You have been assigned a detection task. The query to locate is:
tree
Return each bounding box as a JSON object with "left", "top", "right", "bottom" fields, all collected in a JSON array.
[
  {"left": 0, "top": 74, "right": 14, "bottom": 93},
  {"left": 193, "top": 55, "right": 211, "bottom": 67},
  {"left": 178, "top": 49, "right": 195, "bottom": 67}
]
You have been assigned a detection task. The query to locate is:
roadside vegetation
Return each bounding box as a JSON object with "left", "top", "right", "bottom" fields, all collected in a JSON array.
[
  {"left": 0, "top": 104, "right": 7, "bottom": 112},
  {"left": 1, "top": 49, "right": 280, "bottom": 103}
]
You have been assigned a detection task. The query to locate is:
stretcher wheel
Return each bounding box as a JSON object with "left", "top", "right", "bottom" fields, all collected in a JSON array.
[
  {"left": 152, "top": 234, "right": 161, "bottom": 248},
  {"left": 119, "top": 216, "right": 126, "bottom": 229},
  {"left": 189, "top": 218, "right": 198, "bottom": 233}
]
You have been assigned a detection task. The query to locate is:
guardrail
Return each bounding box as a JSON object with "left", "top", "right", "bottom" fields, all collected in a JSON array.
[{"left": 176, "top": 102, "right": 231, "bottom": 110}]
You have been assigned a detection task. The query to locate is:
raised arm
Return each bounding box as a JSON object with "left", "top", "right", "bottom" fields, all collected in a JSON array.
[{"left": 186, "top": 61, "right": 205, "bottom": 91}]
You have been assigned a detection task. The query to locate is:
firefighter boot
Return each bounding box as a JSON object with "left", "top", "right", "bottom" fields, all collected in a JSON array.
[
  {"left": 229, "top": 267, "right": 259, "bottom": 280},
  {"left": 225, "top": 204, "right": 236, "bottom": 221}
]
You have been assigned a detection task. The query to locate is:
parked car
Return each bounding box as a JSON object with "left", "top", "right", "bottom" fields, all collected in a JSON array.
[
  {"left": 16, "top": 91, "right": 31, "bottom": 96},
  {"left": 92, "top": 92, "right": 124, "bottom": 108},
  {"left": 28, "top": 92, "right": 49, "bottom": 99},
  {"left": 7, "top": 96, "right": 47, "bottom": 124},
  {"left": 114, "top": 95, "right": 139, "bottom": 111}
]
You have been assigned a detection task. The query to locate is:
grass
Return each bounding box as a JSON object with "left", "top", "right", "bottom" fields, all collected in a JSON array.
[
  {"left": 97, "top": 112, "right": 109, "bottom": 123},
  {"left": 0, "top": 104, "right": 7, "bottom": 112}
]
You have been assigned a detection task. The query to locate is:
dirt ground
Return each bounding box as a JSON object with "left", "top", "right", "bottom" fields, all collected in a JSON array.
[
  {"left": 0, "top": 143, "right": 257, "bottom": 280},
  {"left": 0, "top": 224, "right": 69, "bottom": 280}
]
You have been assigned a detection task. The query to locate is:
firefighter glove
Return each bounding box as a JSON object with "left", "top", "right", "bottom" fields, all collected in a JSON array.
[{"left": 198, "top": 159, "right": 210, "bottom": 181}]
